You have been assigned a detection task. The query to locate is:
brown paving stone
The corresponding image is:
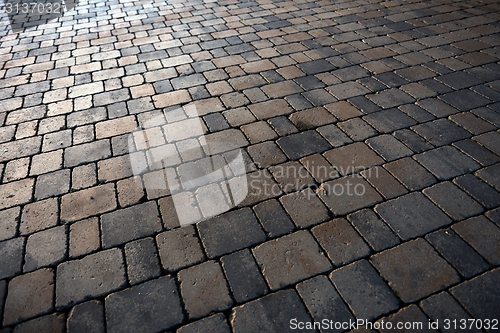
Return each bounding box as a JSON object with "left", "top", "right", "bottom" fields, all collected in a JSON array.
[
  {"left": 20, "top": 197, "right": 58, "bottom": 235},
  {"left": 371, "top": 238, "right": 459, "bottom": 303},
  {"left": 69, "top": 217, "right": 100, "bottom": 258},
  {"left": 323, "top": 142, "right": 384, "bottom": 176},
  {"left": 60, "top": 183, "right": 117, "bottom": 223},
  {"left": 248, "top": 99, "right": 293, "bottom": 120},
  {"left": 280, "top": 188, "right": 330, "bottom": 228},
  {"left": 0, "top": 178, "right": 34, "bottom": 210},
  {"left": 156, "top": 225, "right": 205, "bottom": 272},
  {"left": 289, "top": 106, "right": 336, "bottom": 130}
]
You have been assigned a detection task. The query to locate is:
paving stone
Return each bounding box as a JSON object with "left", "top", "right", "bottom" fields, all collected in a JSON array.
[
  {"left": 24, "top": 225, "right": 66, "bottom": 272},
  {"left": 316, "top": 124, "right": 352, "bottom": 148},
  {"left": 0, "top": 237, "right": 24, "bottom": 280},
  {"left": 453, "top": 139, "right": 500, "bottom": 166},
  {"left": 0, "top": 178, "right": 34, "bottom": 210},
  {"left": 106, "top": 276, "right": 184, "bottom": 333},
  {"left": 11, "top": 312, "right": 65, "bottom": 333},
  {"left": 270, "top": 161, "right": 315, "bottom": 193},
  {"left": 156, "top": 225, "right": 205, "bottom": 272},
  {"left": 416, "top": 98, "right": 459, "bottom": 118},
  {"left": 296, "top": 275, "right": 354, "bottom": 333},
  {"left": 124, "top": 237, "right": 161, "bottom": 285},
  {"left": 56, "top": 248, "right": 126, "bottom": 309},
  {"left": 253, "top": 199, "right": 295, "bottom": 238},
  {"left": 420, "top": 291, "right": 474, "bottom": 330},
  {"left": 248, "top": 99, "right": 293, "bottom": 120},
  {"left": 426, "top": 228, "right": 489, "bottom": 279},
  {"left": 241, "top": 121, "right": 278, "bottom": 144},
  {"left": 177, "top": 313, "right": 231, "bottom": 333},
  {"left": 34, "top": 169, "right": 70, "bottom": 200},
  {"left": 454, "top": 174, "right": 500, "bottom": 209},
  {"left": 280, "top": 188, "right": 330, "bottom": 228},
  {"left": 474, "top": 131, "right": 500, "bottom": 156},
  {"left": 327, "top": 82, "right": 371, "bottom": 100},
  {"left": 19, "top": 197, "right": 57, "bottom": 235},
  {"left": 384, "top": 157, "right": 437, "bottom": 191},
  {"left": 289, "top": 107, "right": 336, "bottom": 131},
  {"left": 3, "top": 268, "right": 54, "bottom": 326},
  {"left": 61, "top": 183, "right": 117, "bottom": 223},
  {"left": 337, "top": 118, "right": 378, "bottom": 141},
  {"left": 178, "top": 260, "right": 232, "bottom": 319},
  {"left": 68, "top": 217, "right": 100, "bottom": 259},
  {"left": 276, "top": 130, "right": 331, "bottom": 160},
  {"left": 476, "top": 163, "right": 500, "bottom": 192},
  {"left": 231, "top": 289, "right": 312, "bottom": 333},
  {"left": 366, "top": 134, "right": 413, "bottom": 161},
  {"left": 450, "top": 268, "right": 500, "bottom": 320},
  {"left": 415, "top": 146, "right": 480, "bottom": 180},
  {"left": 440, "top": 89, "right": 490, "bottom": 111},
  {"left": 363, "top": 108, "right": 417, "bottom": 133},
  {"left": 412, "top": 118, "right": 471, "bottom": 146},
  {"left": 323, "top": 142, "right": 384, "bottom": 176},
  {"left": 450, "top": 112, "right": 496, "bottom": 135},
  {"left": 64, "top": 140, "right": 111, "bottom": 168},
  {"left": 376, "top": 305, "right": 431, "bottom": 333},
  {"left": 302, "top": 88, "right": 338, "bottom": 106},
  {"left": 300, "top": 153, "right": 340, "bottom": 183},
  {"left": 375, "top": 192, "right": 451, "bottom": 240},
  {"left": 247, "top": 141, "right": 287, "bottom": 168},
  {"left": 221, "top": 249, "right": 268, "bottom": 303},
  {"left": 395, "top": 65, "right": 436, "bottom": 81},
  {"left": 253, "top": 230, "right": 332, "bottom": 290},
  {"left": 101, "top": 201, "right": 162, "bottom": 248},
  {"left": 329, "top": 259, "right": 399, "bottom": 320},
  {"left": 348, "top": 209, "right": 400, "bottom": 252},
  {"left": 298, "top": 60, "right": 335, "bottom": 75},
  {"left": 67, "top": 300, "right": 105, "bottom": 333},
  {"left": 324, "top": 101, "right": 363, "bottom": 120},
  {"left": 197, "top": 207, "right": 266, "bottom": 258},
  {"left": 0, "top": 207, "right": 19, "bottom": 242},
  {"left": 371, "top": 238, "right": 459, "bottom": 303},
  {"left": 452, "top": 216, "right": 500, "bottom": 265},
  {"left": 367, "top": 88, "right": 415, "bottom": 109},
  {"left": 312, "top": 218, "right": 370, "bottom": 266}
]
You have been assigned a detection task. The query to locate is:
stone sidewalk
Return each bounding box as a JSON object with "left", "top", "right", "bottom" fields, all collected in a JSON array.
[{"left": 1, "top": 0, "right": 500, "bottom": 331}]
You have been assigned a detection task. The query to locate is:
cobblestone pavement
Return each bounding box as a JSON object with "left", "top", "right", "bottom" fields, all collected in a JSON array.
[{"left": 1, "top": 0, "right": 500, "bottom": 331}]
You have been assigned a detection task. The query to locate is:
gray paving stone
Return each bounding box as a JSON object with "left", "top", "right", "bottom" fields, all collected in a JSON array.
[
  {"left": 106, "top": 276, "right": 184, "bottom": 333},
  {"left": 416, "top": 98, "right": 459, "bottom": 118},
  {"left": 440, "top": 89, "right": 490, "bottom": 111},
  {"left": 376, "top": 305, "right": 431, "bottom": 333},
  {"left": 20, "top": 199, "right": 58, "bottom": 235},
  {"left": 415, "top": 146, "right": 480, "bottom": 180},
  {"left": 423, "top": 181, "right": 484, "bottom": 221},
  {"left": 56, "top": 248, "right": 126, "bottom": 309},
  {"left": 329, "top": 260, "right": 399, "bottom": 320},
  {"left": 231, "top": 289, "right": 312, "bottom": 333},
  {"left": 393, "top": 129, "right": 434, "bottom": 153},
  {"left": 453, "top": 139, "right": 500, "bottom": 166},
  {"left": 384, "top": 157, "right": 437, "bottom": 191},
  {"left": 316, "top": 124, "right": 353, "bottom": 147},
  {"left": 67, "top": 300, "right": 105, "bottom": 333},
  {"left": 0, "top": 237, "right": 24, "bottom": 280},
  {"left": 3, "top": 268, "right": 54, "bottom": 326},
  {"left": 361, "top": 166, "right": 408, "bottom": 200},
  {"left": 375, "top": 192, "right": 451, "bottom": 240},
  {"left": 455, "top": 174, "right": 500, "bottom": 210},
  {"left": 34, "top": 169, "right": 70, "bottom": 200},
  {"left": 312, "top": 218, "right": 370, "bottom": 266},
  {"left": 267, "top": 116, "right": 299, "bottom": 136},
  {"left": 348, "top": 209, "right": 400, "bottom": 252},
  {"left": 298, "top": 60, "right": 335, "bottom": 75},
  {"left": 253, "top": 199, "right": 295, "bottom": 238},
  {"left": 323, "top": 142, "right": 385, "bottom": 176},
  {"left": 327, "top": 82, "right": 371, "bottom": 100},
  {"left": 420, "top": 292, "right": 475, "bottom": 331},
  {"left": 302, "top": 88, "right": 338, "bottom": 106},
  {"left": 0, "top": 207, "right": 20, "bottom": 241},
  {"left": 367, "top": 88, "right": 415, "bottom": 109},
  {"left": 363, "top": 108, "right": 417, "bottom": 133},
  {"left": 252, "top": 230, "right": 332, "bottom": 290},
  {"left": 101, "top": 202, "right": 162, "bottom": 248},
  {"left": 426, "top": 229, "right": 489, "bottom": 279},
  {"left": 449, "top": 112, "right": 496, "bottom": 135},
  {"left": 124, "top": 238, "right": 161, "bottom": 285},
  {"left": 398, "top": 104, "right": 436, "bottom": 122},
  {"left": 476, "top": 163, "right": 500, "bottom": 192},
  {"left": 156, "top": 225, "right": 205, "bottom": 272},
  {"left": 337, "top": 118, "right": 378, "bottom": 141},
  {"left": 452, "top": 216, "right": 500, "bottom": 265},
  {"left": 12, "top": 313, "right": 65, "bottom": 333},
  {"left": 64, "top": 140, "right": 112, "bottom": 167},
  {"left": 473, "top": 131, "right": 500, "bottom": 155},
  {"left": 277, "top": 130, "right": 331, "bottom": 160},
  {"left": 178, "top": 260, "right": 232, "bottom": 319},
  {"left": 197, "top": 207, "right": 266, "bottom": 258},
  {"left": 177, "top": 313, "right": 231, "bottom": 333},
  {"left": 371, "top": 238, "right": 459, "bottom": 303},
  {"left": 247, "top": 141, "right": 287, "bottom": 168},
  {"left": 366, "top": 134, "right": 413, "bottom": 161},
  {"left": 221, "top": 249, "right": 268, "bottom": 303},
  {"left": 280, "top": 189, "right": 330, "bottom": 228},
  {"left": 411, "top": 118, "right": 471, "bottom": 146},
  {"left": 24, "top": 225, "right": 67, "bottom": 272},
  {"left": 296, "top": 275, "right": 354, "bottom": 333}
]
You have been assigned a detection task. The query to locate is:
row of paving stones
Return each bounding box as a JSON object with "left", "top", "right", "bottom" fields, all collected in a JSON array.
[{"left": 1, "top": 0, "right": 500, "bottom": 331}]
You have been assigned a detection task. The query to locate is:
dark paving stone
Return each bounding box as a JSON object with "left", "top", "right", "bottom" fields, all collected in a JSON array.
[
  {"left": 440, "top": 89, "right": 490, "bottom": 111},
  {"left": 361, "top": 166, "right": 408, "bottom": 200},
  {"left": 452, "top": 216, "right": 500, "bottom": 265},
  {"left": 474, "top": 131, "right": 500, "bottom": 155},
  {"left": 67, "top": 300, "right": 105, "bottom": 333},
  {"left": 395, "top": 65, "right": 436, "bottom": 81},
  {"left": 371, "top": 238, "right": 459, "bottom": 303},
  {"left": 374, "top": 72, "right": 410, "bottom": 88},
  {"left": 280, "top": 189, "right": 330, "bottom": 228},
  {"left": 366, "top": 134, "right": 414, "bottom": 161},
  {"left": 348, "top": 95, "right": 381, "bottom": 114},
  {"left": 375, "top": 192, "right": 451, "bottom": 240},
  {"left": 284, "top": 94, "right": 314, "bottom": 111},
  {"left": 348, "top": 209, "right": 400, "bottom": 252},
  {"left": 231, "top": 289, "right": 312, "bottom": 333},
  {"left": 267, "top": 116, "right": 299, "bottom": 136},
  {"left": 420, "top": 292, "right": 474, "bottom": 331},
  {"left": 337, "top": 118, "right": 378, "bottom": 141},
  {"left": 247, "top": 141, "right": 287, "bottom": 168},
  {"left": 412, "top": 118, "right": 471, "bottom": 146},
  {"left": 311, "top": 218, "right": 371, "bottom": 266},
  {"left": 423, "top": 181, "right": 484, "bottom": 221},
  {"left": 0, "top": 237, "right": 24, "bottom": 280},
  {"left": 450, "top": 112, "right": 497, "bottom": 135},
  {"left": 296, "top": 275, "right": 354, "bottom": 333},
  {"left": 12, "top": 313, "right": 65, "bottom": 333},
  {"left": 302, "top": 88, "right": 337, "bottom": 106},
  {"left": 476, "top": 163, "right": 500, "bottom": 192},
  {"left": 198, "top": 207, "right": 267, "bottom": 256},
  {"left": 450, "top": 268, "right": 500, "bottom": 320},
  {"left": 329, "top": 260, "right": 399, "bottom": 320},
  {"left": 486, "top": 207, "right": 500, "bottom": 228},
  {"left": 363, "top": 108, "right": 417, "bottom": 133},
  {"left": 426, "top": 228, "right": 489, "bottom": 279},
  {"left": 384, "top": 157, "right": 436, "bottom": 190},
  {"left": 376, "top": 305, "right": 431, "bottom": 333},
  {"left": 323, "top": 142, "right": 384, "bottom": 176},
  {"left": 221, "top": 249, "right": 268, "bottom": 303},
  {"left": 177, "top": 313, "right": 231, "bottom": 333},
  {"left": 298, "top": 60, "right": 336, "bottom": 75},
  {"left": 316, "top": 124, "right": 353, "bottom": 148},
  {"left": 398, "top": 104, "right": 435, "bottom": 122},
  {"left": 367, "top": 88, "right": 415, "bottom": 109},
  {"left": 436, "top": 72, "right": 484, "bottom": 90},
  {"left": 101, "top": 202, "right": 162, "bottom": 248},
  {"left": 277, "top": 130, "right": 331, "bottom": 160},
  {"left": 105, "top": 276, "right": 183, "bottom": 333},
  {"left": 294, "top": 75, "right": 325, "bottom": 89},
  {"left": 415, "top": 146, "right": 480, "bottom": 180},
  {"left": 124, "top": 237, "right": 161, "bottom": 285},
  {"left": 204, "top": 113, "right": 230, "bottom": 132},
  {"left": 178, "top": 260, "right": 232, "bottom": 319},
  {"left": 454, "top": 174, "right": 500, "bottom": 209},
  {"left": 393, "top": 129, "right": 434, "bottom": 153},
  {"left": 253, "top": 199, "right": 295, "bottom": 238},
  {"left": 453, "top": 139, "right": 500, "bottom": 166},
  {"left": 156, "top": 225, "right": 205, "bottom": 272},
  {"left": 252, "top": 230, "right": 332, "bottom": 290}
]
